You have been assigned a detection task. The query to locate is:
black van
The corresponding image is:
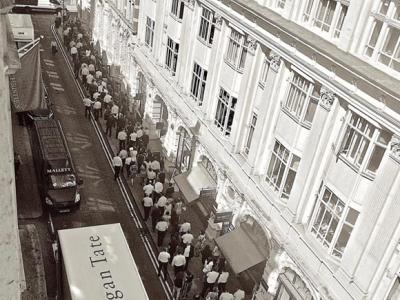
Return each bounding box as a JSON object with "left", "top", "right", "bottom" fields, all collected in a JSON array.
[{"left": 31, "top": 119, "right": 82, "bottom": 212}]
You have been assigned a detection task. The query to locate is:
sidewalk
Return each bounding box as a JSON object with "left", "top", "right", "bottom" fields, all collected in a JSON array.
[{"left": 96, "top": 115, "right": 250, "bottom": 299}]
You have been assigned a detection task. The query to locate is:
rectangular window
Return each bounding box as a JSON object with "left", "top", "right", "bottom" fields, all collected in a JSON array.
[
  {"left": 259, "top": 59, "right": 270, "bottom": 86},
  {"left": 378, "top": 26, "right": 400, "bottom": 72},
  {"left": 171, "top": 0, "right": 184, "bottom": 19},
  {"left": 365, "top": 20, "right": 383, "bottom": 57},
  {"left": 190, "top": 62, "right": 208, "bottom": 106},
  {"left": 310, "top": 187, "right": 359, "bottom": 259},
  {"left": 283, "top": 71, "right": 320, "bottom": 126},
  {"left": 334, "top": 4, "right": 347, "bottom": 38},
  {"left": 225, "top": 29, "right": 248, "bottom": 72},
  {"left": 198, "top": 7, "right": 216, "bottom": 45},
  {"left": 145, "top": 17, "right": 155, "bottom": 49},
  {"left": 314, "top": 0, "right": 337, "bottom": 32},
  {"left": 339, "top": 112, "right": 391, "bottom": 174},
  {"left": 244, "top": 113, "right": 257, "bottom": 155},
  {"left": 265, "top": 140, "right": 300, "bottom": 200},
  {"left": 165, "top": 37, "right": 179, "bottom": 75},
  {"left": 214, "top": 88, "right": 237, "bottom": 136},
  {"left": 303, "top": 0, "right": 314, "bottom": 21}
]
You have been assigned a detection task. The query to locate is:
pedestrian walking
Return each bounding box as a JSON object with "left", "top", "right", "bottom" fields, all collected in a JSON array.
[
  {"left": 179, "top": 221, "right": 191, "bottom": 235},
  {"left": 143, "top": 183, "right": 154, "bottom": 196},
  {"left": 151, "top": 206, "right": 162, "bottom": 232},
  {"left": 205, "top": 288, "right": 219, "bottom": 300},
  {"left": 93, "top": 99, "right": 101, "bottom": 121},
  {"left": 182, "top": 232, "right": 194, "bottom": 246},
  {"left": 233, "top": 289, "right": 245, "bottom": 300},
  {"left": 157, "top": 248, "right": 170, "bottom": 279},
  {"left": 202, "top": 270, "right": 219, "bottom": 298},
  {"left": 173, "top": 271, "right": 185, "bottom": 300},
  {"left": 219, "top": 292, "right": 234, "bottom": 300},
  {"left": 156, "top": 195, "right": 167, "bottom": 216},
  {"left": 83, "top": 96, "right": 93, "bottom": 119},
  {"left": 105, "top": 113, "right": 114, "bottom": 137},
  {"left": 171, "top": 251, "right": 186, "bottom": 274},
  {"left": 51, "top": 40, "right": 57, "bottom": 55},
  {"left": 183, "top": 243, "right": 195, "bottom": 271},
  {"left": 156, "top": 219, "right": 169, "bottom": 247},
  {"left": 217, "top": 269, "right": 229, "bottom": 293},
  {"left": 117, "top": 129, "right": 127, "bottom": 151},
  {"left": 168, "top": 235, "right": 179, "bottom": 263},
  {"left": 201, "top": 244, "right": 213, "bottom": 265},
  {"left": 129, "top": 162, "right": 138, "bottom": 186},
  {"left": 112, "top": 155, "right": 123, "bottom": 180},
  {"left": 143, "top": 195, "right": 153, "bottom": 221},
  {"left": 181, "top": 271, "right": 194, "bottom": 298},
  {"left": 195, "top": 230, "right": 206, "bottom": 257}
]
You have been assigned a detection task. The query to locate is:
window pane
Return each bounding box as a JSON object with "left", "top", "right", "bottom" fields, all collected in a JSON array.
[
  {"left": 346, "top": 208, "right": 359, "bottom": 225},
  {"left": 381, "top": 27, "right": 400, "bottom": 56},
  {"left": 379, "top": 0, "right": 391, "bottom": 16},
  {"left": 304, "top": 96, "right": 318, "bottom": 123},
  {"left": 366, "top": 145, "right": 386, "bottom": 173},
  {"left": 365, "top": 20, "right": 383, "bottom": 57},
  {"left": 333, "top": 223, "right": 352, "bottom": 258}
]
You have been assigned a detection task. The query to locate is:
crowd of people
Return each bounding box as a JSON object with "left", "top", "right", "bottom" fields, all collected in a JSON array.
[{"left": 57, "top": 16, "right": 246, "bottom": 300}]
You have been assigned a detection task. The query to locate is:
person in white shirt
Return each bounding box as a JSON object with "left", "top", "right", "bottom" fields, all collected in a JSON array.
[
  {"left": 143, "top": 183, "right": 154, "bottom": 196},
  {"left": 103, "top": 94, "right": 112, "bottom": 109},
  {"left": 85, "top": 49, "right": 91, "bottom": 57},
  {"left": 117, "top": 129, "right": 127, "bottom": 151},
  {"left": 111, "top": 103, "right": 119, "bottom": 116},
  {"left": 202, "top": 270, "right": 220, "bottom": 297},
  {"left": 88, "top": 63, "right": 95, "bottom": 74},
  {"left": 151, "top": 160, "right": 161, "bottom": 173},
  {"left": 154, "top": 181, "right": 163, "bottom": 194},
  {"left": 171, "top": 252, "right": 186, "bottom": 274},
  {"left": 157, "top": 248, "right": 170, "bottom": 278},
  {"left": 233, "top": 289, "right": 245, "bottom": 300},
  {"left": 136, "top": 128, "right": 143, "bottom": 139},
  {"left": 143, "top": 195, "right": 153, "bottom": 221},
  {"left": 156, "top": 196, "right": 167, "bottom": 212},
  {"left": 219, "top": 292, "right": 234, "bottom": 300},
  {"left": 95, "top": 70, "right": 102, "bottom": 79},
  {"left": 182, "top": 232, "right": 194, "bottom": 245},
  {"left": 155, "top": 220, "right": 169, "bottom": 246},
  {"left": 70, "top": 46, "right": 78, "bottom": 61},
  {"left": 112, "top": 155, "right": 123, "bottom": 180},
  {"left": 83, "top": 97, "right": 93, "bottom": 119},
  {"left": 129, "top": 131, "right": 137, "bottom": 147},
  {"left": 147, "top": 168, "right": 156, "bottom": 185},
  {"left": 179, "top": 222, "right": 191, "bottom": 234},
  {"left": 93, "top": 100, "right": 102, "bottom": 121},
  {"left": 77, "top": 32, "right": 83, "bottom": 40},
  {"left": 217, "top": 270, "right": 229, "bottom": 292},
  {"left": 86, "top": 73, "right": 94, "bottom": 85},
  {"left": 76, "top": 41, "right": 83, "bottom": 49},
  {"left": 129, "top": 147, "right": 137, "bottom": 162},
  {"left": 81, "top": 65, "right": 89, "bottom": 83}
]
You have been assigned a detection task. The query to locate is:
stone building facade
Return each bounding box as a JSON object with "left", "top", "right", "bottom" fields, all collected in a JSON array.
[{"left": 89, "top": 0, "right": 400, "bottom": 299}]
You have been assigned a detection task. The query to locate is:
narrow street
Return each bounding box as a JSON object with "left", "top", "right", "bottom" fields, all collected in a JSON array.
[{"left": 16, "top": 14, "right": 169, "bottom": 299}]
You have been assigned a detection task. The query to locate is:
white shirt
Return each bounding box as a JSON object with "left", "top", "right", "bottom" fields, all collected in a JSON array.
[
  {"left": 143, "top": 196, "right": 153, "bottom": 207},
  {"left": 85, "top": 49, "right": 91, "bottom": 57},
  {"left": 137, "top": 129, "right": 143, "bottom": 138},
  {"left": 180, "top": 222, "right": 191, "bottom": 233},
  {"left": 81, "top": 66, "right": 89, "bottom": 76},
  {"left": 219, "top": 292, "right": 234, "bottom": 300},
  {"left": 104, "top": 94, "right": 112, "bottom": 104},
  {"left": 119, "top": 149, "right": 128, "bottom": 159},
  {"left": 218, "top": 272, "right": 229, "bottom": 283},
  {"left": 143, "top": 184, "right": 154, "bottom": 195},
  {"left": 76, "top": 41, "right": 83, "bottom": 48},
  {"left": 184, "top": 245, "right": 192, "bottom": 257},
  {"left": 154, "top": 182, "right": 163, "bottom": 193},
  {"left": 171, "top": 254, "right": 186, "bottom": 267},
  {"left": 87, "top": 74, "right": 94, "bottom": 84},
  {"left": 151, "top": 160, "right": 161, "bottom": 171},
  {"left": 95, "top": 70, "right": 102, "bottom": 78},
  {"left": 130, "top": 132, "right": 137, "bottom": 141},
  {"left": 93, "top": 92, "right": 100, "bottom": 99},
  {"left": 182, "top": 233, "right": 194, "bottom": 245},
  {"left": 83, "top": 98, "right": 93, "bottom": 107},
  {"left": 206, "top": 271, "right": 219, "bottom": 284},
  {"left": 88, "top": 64, "right": 95, "bottom": 72},
  {"left": 118, "top": 131, "right": 127, "bottom": 141},
  {"left": 158, "top": 251, "right": 170, "bottom": 263},
  {"left": 233, "top": 290, "right": 245, "bottom": 300},
  {"left": 97, "top": 85, "right": 104, "bottom": 93},
  {"left": 156, "top": 221, "right": 169, "bottom": 232},
  {"left": 157, "top": 196, "right": 167, "bottom": 207},
  {"left": 93, "top": 101, "right": 101, "bottom": 109},
  {"left": 112, "top": 156, "right": 123, "bottom": 167},
  {"left": 70, "top": 46, "right": 78, "bottom": 55},
  {"left": 147, "top": 170, "right": 156, "bottom": 180},
  {"left": 111, "top": 105, "right": 119, "bottom": 115},
  {"left": 77, "top": 33, "right": 83, "bottom": 39}
]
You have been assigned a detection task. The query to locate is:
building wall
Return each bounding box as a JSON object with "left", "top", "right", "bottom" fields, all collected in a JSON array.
[
  {"left": 0, "top": 4, "right": 25, "bottom": 299},
  {"left": 91, "top": 0, "right": 400, "bottom": 299}
]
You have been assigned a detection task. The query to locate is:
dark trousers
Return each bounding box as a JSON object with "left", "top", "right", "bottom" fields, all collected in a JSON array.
[
  {"left": 201, "top": 282, "right": 214, "bottom": 297},
  {"left": 94, "top": 109, "right": 100, "bottom": 121},
  {"left": 174, "top": 265, "right": 184, "bottom": 275},
  {"left": 157, "top": 230, "right": 166, "bottom": 247},
  {"left": 106, "top": 125, "right": 112, "bottom": 137},
  {"left": 119, "top": 140, "right": 126, "bottom": 151},
  {"left": 85, "top": 106, "right": 91, "bottom": 119},
  {"left": 157, "top": 262, "right": 168, "bottom": 277},
  {"left": 114, "top": 166, "right": 121, "bottom": 180},
  {"left": 144, "top": 206, "right": 151, "bottom": 221},
  {"left": 184, "top": 256, "right": 192, "bottom": 270},
  {"left": 218, "top": 282, "right": 227, "bottom": 293}
]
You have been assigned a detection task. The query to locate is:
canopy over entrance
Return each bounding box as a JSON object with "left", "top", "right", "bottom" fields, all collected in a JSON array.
[
  {"left": 215, "top": 226, "right": 268, "bottom": 274},
  {"left": 174, "top": 165, "right": 216, "bottom": 203}
]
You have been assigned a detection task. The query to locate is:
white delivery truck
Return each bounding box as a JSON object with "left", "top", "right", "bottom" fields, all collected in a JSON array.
[
  {"left": 8, "top": 13, "right": 34, "bottom": 49},
  {"left": 57, "top": 223, "right": 150, "bottom": 300}
]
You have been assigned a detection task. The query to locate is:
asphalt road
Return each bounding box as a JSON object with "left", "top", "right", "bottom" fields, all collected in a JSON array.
[{"left": 26, "top": 14, "right": 169, "bottom": 299}]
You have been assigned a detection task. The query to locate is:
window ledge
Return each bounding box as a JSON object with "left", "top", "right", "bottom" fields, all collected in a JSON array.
[
  {"left": 197, "top": 36, "right": 212, "bottom": 48},
  {"left": 169, "top": 13, "right": 183, "bottom": 23},
  {"left": 280, "top": 106, "right": 312, "bottom": 130},
  {"left": 337, "top": 155, "right": 376, "bottom": 181},
  {"left": 224, "top": 58, "right": 244, "bottom": 74}
]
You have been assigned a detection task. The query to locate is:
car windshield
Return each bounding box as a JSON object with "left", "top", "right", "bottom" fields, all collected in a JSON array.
[{"left": 48, "top": 173, "right": 76, "bottom": 189}]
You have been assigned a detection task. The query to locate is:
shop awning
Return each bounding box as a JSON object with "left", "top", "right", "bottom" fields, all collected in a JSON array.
[
  {"left": 215, "top": 226, "right": 267, "bottom": 274},
  {"left": 174, "top": 166, "right": 216, "bottom": 203}
]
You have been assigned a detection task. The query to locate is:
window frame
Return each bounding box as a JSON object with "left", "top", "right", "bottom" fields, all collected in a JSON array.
[
  {"left": 144, "top": 16, "right": 155, "bottom": 49},
  {"left": 214, "top": 87, "right": 237, "bottom": 137},
  {"left": 198, "top": 6, "right": 216, "bottom": 46},
  {"left": 282, "top": 70, "right": 320, "bottom": 127},
  {"left": 309, "top": 186, "right": 360, "bottom": 260},
  {"left": 170, "top": 0, "right": 185, "bottom": 20},
  {"left": 243, "top": 112, "right": 258, "bottom": 155},
  {"left": 190, "top": 62, "right": 208, "bottom": 106},
  {"left": 265, "top": 139, "right": 301, "bottom": 200},
  {"left": 259, "top": 58, "right": 271, "bottom": 88},
  {"left": 225, "top": 29, "right": 248, "bottom": 72},
  {"left": 165, "top": 37, "right": 179, "bottom": 76},
  {"left": 338, "top": 111, "right": 391, "bottom": 177}
]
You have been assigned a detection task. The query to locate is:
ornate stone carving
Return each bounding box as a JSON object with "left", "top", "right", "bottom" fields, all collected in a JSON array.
[
  {"left": 214, "top": 13, "right": 223, "bottom": 29},
  {"left": 269, "top": 52, "right": 281, "bottom": 72},
  {"left": 186, "top": 0, "right": 195, "bottom": 8},
  {"left": 390, "top": 135, "right": 400, "bottom": 163},
  {"left": 246, "top": 36, "right": 257, "bottom": 55},
  {"left": 319, "top": 86, "right": 335, "bottom": 111}
]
